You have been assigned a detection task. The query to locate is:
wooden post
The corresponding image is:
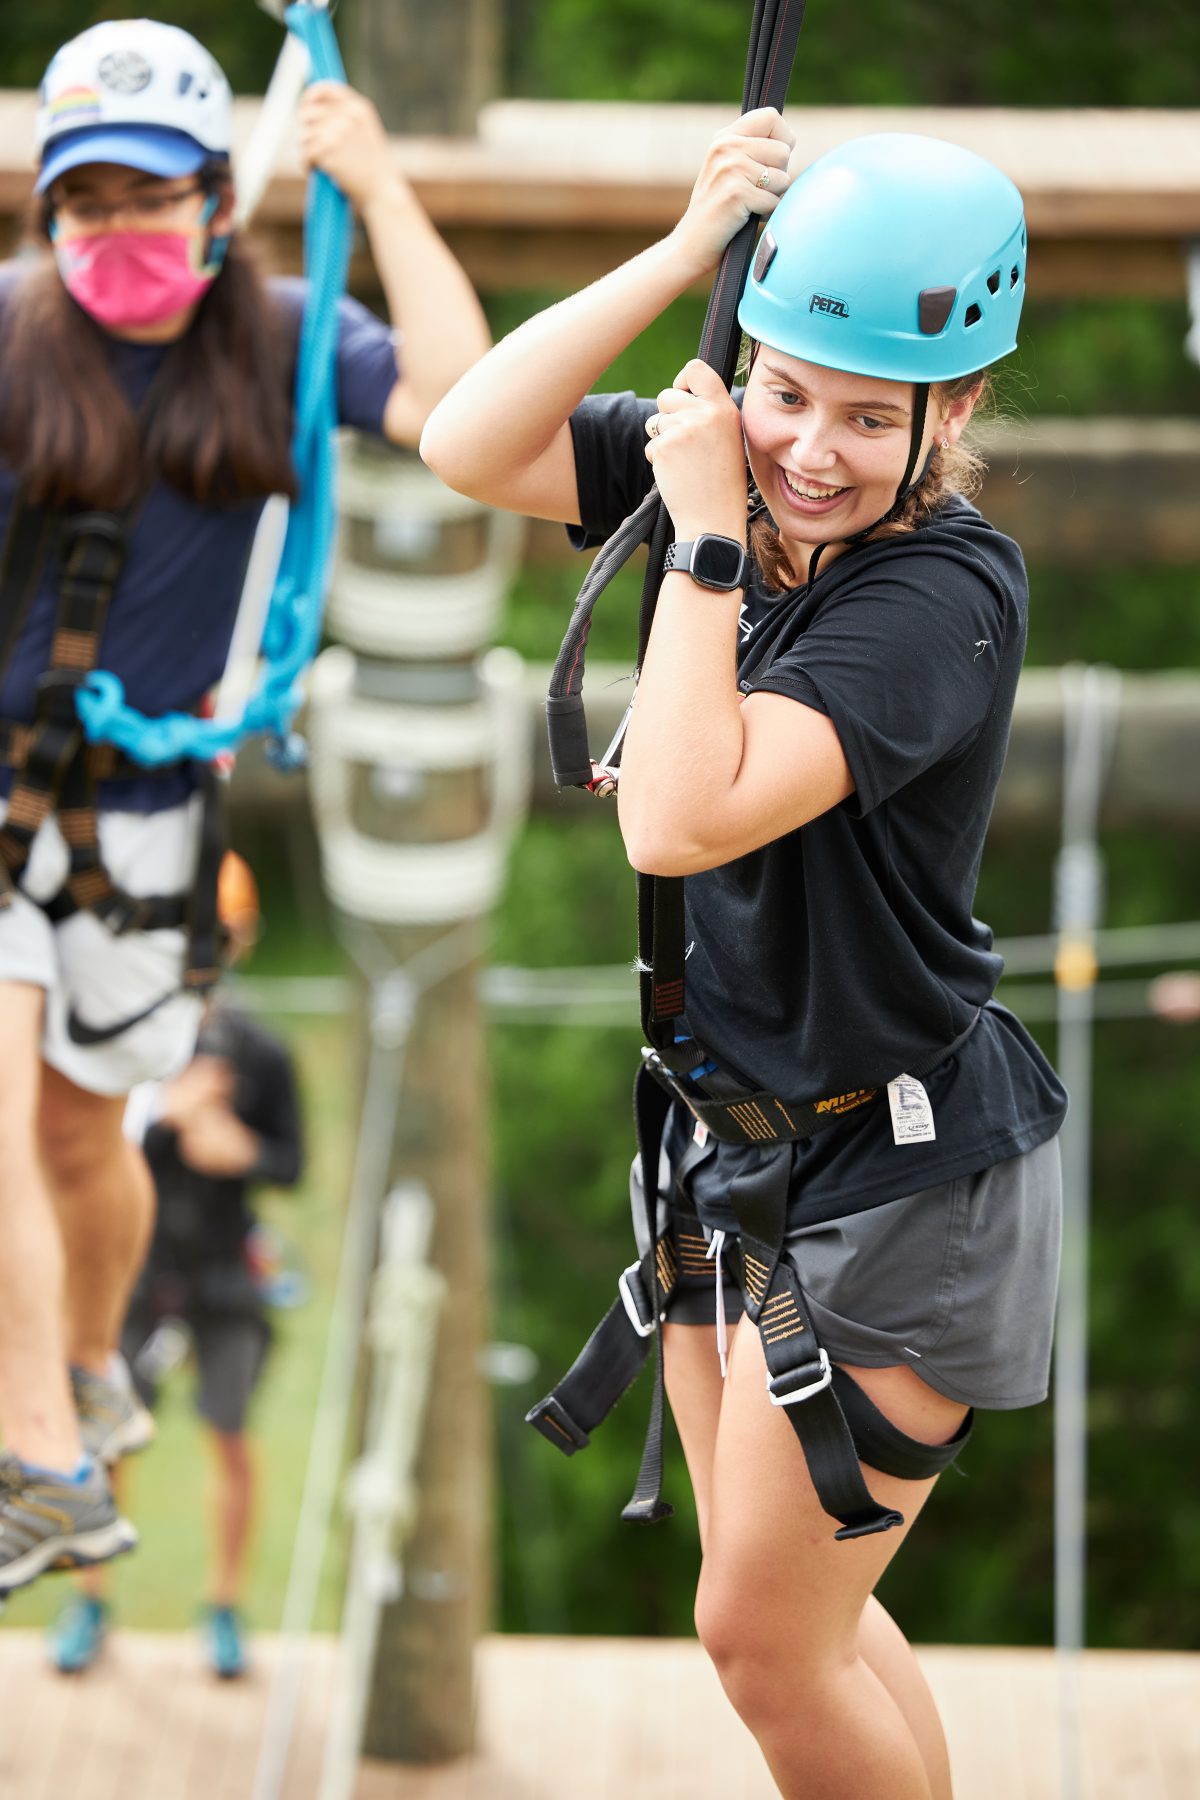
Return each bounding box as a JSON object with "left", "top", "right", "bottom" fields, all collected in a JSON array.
[
  {"left": 309, "top": 442, "right": 523, "bottom": 1768},
  {"left": 342, "top": 0, "right": 499, "bottom": 136},
  {"left": 358, "top": 920, "right": 490, "bottom": 1761}
]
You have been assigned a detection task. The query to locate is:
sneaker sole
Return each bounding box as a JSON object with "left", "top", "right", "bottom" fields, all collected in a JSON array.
[
  {"left": 89, "top": 1410, "right": 157, "bottom": 1467},
  {"left": 0, "top": 1518, "right": 137, "bottom": 1596}
]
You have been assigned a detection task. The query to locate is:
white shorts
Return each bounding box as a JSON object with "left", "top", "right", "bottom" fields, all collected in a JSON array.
[{"left": 0, "top": 799, "right": 205, "bottom": 1097}]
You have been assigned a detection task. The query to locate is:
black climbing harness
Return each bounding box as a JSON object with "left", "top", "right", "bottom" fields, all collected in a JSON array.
[
  {"left": 0, "top": 496, "right": 225, "bottom": 1019},
  {"left": 532, "top": 0, "right": 976, "bottom": 1537}
]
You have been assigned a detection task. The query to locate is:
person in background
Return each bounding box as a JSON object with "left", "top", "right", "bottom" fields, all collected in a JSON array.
[
  {"left": 0, "top": 17, "right": 489, "bottom": 1598},
  {"left": 51, "top": 853, "right": 302, "bottom": 1677}
]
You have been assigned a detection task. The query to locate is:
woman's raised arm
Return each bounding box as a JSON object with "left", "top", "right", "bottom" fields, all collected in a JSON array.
[{"left": 418, "top": 108, "right": 796, "bottom": 524}]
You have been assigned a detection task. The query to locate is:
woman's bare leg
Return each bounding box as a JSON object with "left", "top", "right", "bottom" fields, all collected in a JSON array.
[
  {"left": 666, "top": 1320, "right": 963, "bottom": 1800},
  {"left": 39, "top": 1064, "right": 156, "bottom": 1375},
  {"left": 0, "top": 983, "right": 82, "bottom": 1468}
]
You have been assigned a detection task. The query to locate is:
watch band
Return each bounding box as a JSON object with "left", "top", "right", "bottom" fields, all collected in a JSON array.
[{"left": 663, "top": 534, "right": 748, "bottom": 593}]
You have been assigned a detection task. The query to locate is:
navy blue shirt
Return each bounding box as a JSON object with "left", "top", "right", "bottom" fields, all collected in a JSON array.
[
  {"left": 570, "top": 389, "right": 1067, "bottom": 1224},
  {"left": 0, "top": 266, "right": 397, "bottom": 811}
]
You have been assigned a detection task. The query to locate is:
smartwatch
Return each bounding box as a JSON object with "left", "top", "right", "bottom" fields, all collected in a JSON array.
[{"left": 663, "top": 535, "right": 748, "bottom": 593}]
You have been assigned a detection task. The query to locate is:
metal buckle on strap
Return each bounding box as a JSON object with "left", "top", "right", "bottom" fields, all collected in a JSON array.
[
  {"left": 766, "top": 1348, "right": 832, "bottom": 1407},
  {"left": 619, "top": 1261, "right": 662, "bottom": 1339}
]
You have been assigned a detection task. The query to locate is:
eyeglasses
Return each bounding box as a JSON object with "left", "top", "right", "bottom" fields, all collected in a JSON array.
[{"left": 51, "top": 181, "right": 208, "bottom": 229}]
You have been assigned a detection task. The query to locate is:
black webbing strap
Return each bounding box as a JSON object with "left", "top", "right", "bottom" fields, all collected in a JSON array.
[
  {"left": 636, "top": 0, "right": 806, "bottom": 1054},
  {"left": 0, "top": 510, "right": 128, "bottom": 890},
  {"left": 0, "top": 499, "right": 56, "bottom": 693},
  {"left": 727, "top": 1146, "right": 903, "bottom": 1539},
  {"left": 525, "top": 1061, "right": 676, "bottom": 1502},
  {"left": 180, "top": 759, "right": 228, "bottom": 996},
  {"left": 0, "top": 499, "right": 56, "bottom": 911},
  {"left": 618, "top": 1062, "right": 676, "bottom": 1521},
  {"left": 544, "top": 0, "right": 806, "bottom": 799},
  {"left": 831, "top": 1365, "right": 972, "bottom": 1481}
]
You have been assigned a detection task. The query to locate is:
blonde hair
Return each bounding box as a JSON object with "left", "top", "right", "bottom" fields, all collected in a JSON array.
[{"left": 741, "top": 353, "right": 993, "bottom": 593}]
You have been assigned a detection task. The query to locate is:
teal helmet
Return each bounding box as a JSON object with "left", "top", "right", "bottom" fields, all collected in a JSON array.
[{"left": 737, "top": 133, "right": 1026, "bottom": 382}]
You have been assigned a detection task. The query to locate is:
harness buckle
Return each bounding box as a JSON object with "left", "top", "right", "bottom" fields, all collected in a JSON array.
[
  {"left": 34, "top": 668, "right": 84, "bottom": 725},
  {"left": 766, "top": 1348, "right": 833, "bottom": 1407},
  {"left": 59, "top": 511, "right": 126, "bottom": 561},
  {"left": 98, "top": 891, "right": 153, "bottom": 935},
  {"left": 618, "top": 1261, "right": 662, "bottom": 1339}
]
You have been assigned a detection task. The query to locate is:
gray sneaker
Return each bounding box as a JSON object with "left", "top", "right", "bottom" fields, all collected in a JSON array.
[
  {"left": 71, "top": 1364, "right": 156, "bottom": 1466},
  {"left": 0, "top": 1454, "right": 137, "bottom": 1596}
]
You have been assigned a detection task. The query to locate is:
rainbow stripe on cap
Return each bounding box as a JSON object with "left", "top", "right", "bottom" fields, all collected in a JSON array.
[{"left": 47, "top": 85, "right": 103, "bottom": 124}]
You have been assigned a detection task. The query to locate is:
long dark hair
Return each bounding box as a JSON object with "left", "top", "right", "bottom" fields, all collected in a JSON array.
[{"left": 0, "top": 171, "right": 298, "bottom": 511}]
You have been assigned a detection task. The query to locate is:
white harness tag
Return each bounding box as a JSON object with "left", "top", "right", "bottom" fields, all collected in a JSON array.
[
  {"left": 693, "top": 1119, "right": 709, "bottom": 1147},
  {"left": 887, "top": 1073, "right": 936, "bottom": 1145}
]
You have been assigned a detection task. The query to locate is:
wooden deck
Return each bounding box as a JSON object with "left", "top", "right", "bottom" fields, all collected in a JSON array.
[{"left": 0, "top": 1630, "right": 1195, "bottom": 1799}]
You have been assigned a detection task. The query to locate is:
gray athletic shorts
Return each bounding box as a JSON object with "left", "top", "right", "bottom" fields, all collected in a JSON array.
[
  {"left": 124, "top": 1304, "right": 270, "bottom": 1436},
  {"left": 631, "top": 1112, "right": 1062, "bottom": 1412}
]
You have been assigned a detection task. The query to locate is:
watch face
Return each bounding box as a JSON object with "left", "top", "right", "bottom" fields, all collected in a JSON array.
[{"left": 694, "top": 535, "right": 745, "bottom": 588}]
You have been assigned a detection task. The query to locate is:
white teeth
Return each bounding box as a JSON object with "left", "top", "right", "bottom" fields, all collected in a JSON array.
[{"left": 783, "top": 471, "right": 845, "bottom": 501}]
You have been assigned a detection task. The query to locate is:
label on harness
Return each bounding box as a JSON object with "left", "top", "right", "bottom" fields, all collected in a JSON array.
[{"left": 887, "top": 1074, "right": 936, "bottom": 1145}]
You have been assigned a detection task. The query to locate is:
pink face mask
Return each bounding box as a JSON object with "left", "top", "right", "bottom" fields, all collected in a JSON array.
[{"left": 54, "top": 212, "right": 227, "bottom": 333}]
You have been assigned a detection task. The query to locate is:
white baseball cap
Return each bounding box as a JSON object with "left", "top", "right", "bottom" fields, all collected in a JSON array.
[{"left": 36, "top": 19, "right": 233, "bottom": 195}]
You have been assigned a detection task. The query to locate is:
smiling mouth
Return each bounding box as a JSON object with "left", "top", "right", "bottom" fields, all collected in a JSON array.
[{"left": 780, "top": 470, "right": 849, "bottom": 503}]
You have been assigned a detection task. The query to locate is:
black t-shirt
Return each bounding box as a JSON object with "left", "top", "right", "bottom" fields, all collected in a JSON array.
[
  {"left": 569, "top": 389, "right": 1067, "bottom": 1224},
  {"left": 140, "top": 1003, "right": 303, "bottom": 1279}
]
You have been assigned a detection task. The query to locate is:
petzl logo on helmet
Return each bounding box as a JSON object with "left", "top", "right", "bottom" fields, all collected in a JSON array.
[
  {"left": 97, "top": 51, "right": 153, "bottom": 95},
  {"left": 809, "top": 293, "right": 850, "bottom": 318}
]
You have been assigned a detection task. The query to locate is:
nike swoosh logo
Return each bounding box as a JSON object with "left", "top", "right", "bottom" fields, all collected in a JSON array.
[{"left": 66, "top": 991, "right": 176, "bottom": 1046}]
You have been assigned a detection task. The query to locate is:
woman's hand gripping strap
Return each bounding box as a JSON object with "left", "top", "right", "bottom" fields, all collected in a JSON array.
[{"left": 545, "top": 0, "right": 807, "bottom": 795}]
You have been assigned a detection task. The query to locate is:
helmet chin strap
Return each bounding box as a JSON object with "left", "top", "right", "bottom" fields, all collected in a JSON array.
[{"left": 805, "top": 381, "right": 931, "bottom": 588}]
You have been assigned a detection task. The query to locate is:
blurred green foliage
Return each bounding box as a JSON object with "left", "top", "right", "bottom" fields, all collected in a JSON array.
[{"left": 505, "top": 0, "right": 1199, "bottom": 107}]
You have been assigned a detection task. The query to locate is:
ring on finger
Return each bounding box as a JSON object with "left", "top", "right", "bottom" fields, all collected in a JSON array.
[
  {"left": 647, "top": 416, "right": 661, "bottom": 439},
  {"left": 755, "top": 166, "right": 772, "bottom": 190}
]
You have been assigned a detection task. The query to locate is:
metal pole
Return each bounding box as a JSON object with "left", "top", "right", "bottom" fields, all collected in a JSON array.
[
  {"left": 1051, "top": 663, "right": 1121, "bottom": 1800},
  {"left": 250, "top": 970, "right": 415, "bottom": 1800}
]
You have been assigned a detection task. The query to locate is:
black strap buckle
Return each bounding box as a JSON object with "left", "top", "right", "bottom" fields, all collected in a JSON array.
[
  {"left": 59, "top": 510, "right": 126, "bottom": 564},
  {"left": 34, "top": 667, "right": 85, "bottom": 726},
  {"left": 97, "top": 891, "right": 153, "bottom": 936},
  {"left": 766, "top": 1349, "right": 833, "bottom": 1408},
  {"left": 618, "top": 1261, "right": 662, "bottom": 1338},
  {"left": 526, "top": 1394, "right": 590, "bottom": 1456}
]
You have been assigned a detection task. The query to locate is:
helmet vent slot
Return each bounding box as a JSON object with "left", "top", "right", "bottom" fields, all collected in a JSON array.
[
  {"left": 178, "top": 71, "right": 193, "bottom": 94},
  {"left": 986, "top": 270, "right": 1001, "bottom": 294},
  {"left": 963, "top": 303, "right": 983, "bottom": 328},
  {"left": 753, "top": 231, "right": 778, "bottom": 283},
  {"left": 1010, "top": 265, "right": 1020, "bottom": 288},
  {"left": 918, "top": 286, "right": 957, "bottom": 335}
]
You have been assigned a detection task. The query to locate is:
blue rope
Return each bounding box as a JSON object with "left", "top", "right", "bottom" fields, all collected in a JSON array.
[{"left": 75, "top": 2, "right": 352, "bottom": 772}]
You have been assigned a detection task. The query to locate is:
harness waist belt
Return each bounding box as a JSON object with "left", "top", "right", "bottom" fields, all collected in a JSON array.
[
  {"left": 0, "top": 719, "right": 188, "bottom": 781},
  {"left": 643, "top": 1007, "right": 981, "bottom": 1148}
]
